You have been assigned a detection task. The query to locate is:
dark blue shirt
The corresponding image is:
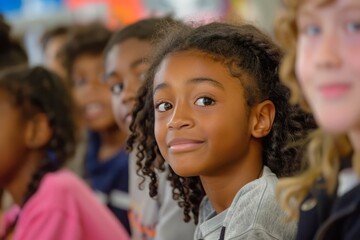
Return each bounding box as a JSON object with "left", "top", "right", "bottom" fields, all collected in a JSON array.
[{"left": 85, "top": 131, "right": 130, "bottom": 235}]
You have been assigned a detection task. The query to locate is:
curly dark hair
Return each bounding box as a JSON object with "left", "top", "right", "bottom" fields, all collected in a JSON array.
[
  {"left": 0, "top": 66, "right": 77, "bottom": 206},
  {"left": 104, "top": 16, "right": 182, "bottom": 56},
  {"left": 0, "top": 15, "right": 28, "bottom": 70},
  {"left": 60, "top": 22, "right": 111, "bottom": 79},
  {"left": 128, "top": 22, "right": 315, "bottom": 224}
]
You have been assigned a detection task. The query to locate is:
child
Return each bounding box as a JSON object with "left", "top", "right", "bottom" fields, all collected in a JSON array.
[
  {"left": 41, "top": 25, "right": 69, "bottom": 81},
  {"left": 276, "top": 0, "right": 360, "bottom": 239},
  {"left": 61, "top": 23, "right": 131, "bottom": 234},
  {"left": 128, "top": 22, "right": 315, "bottom": 239},
  {"left": 0, "top": 66, "right": 129, "bottom": 240},
  {"left": 103, "top": 18, "right": 196, "bottom": 239},
  {"left": 0, "top": 14, "right": 28, "bottom": 220}
]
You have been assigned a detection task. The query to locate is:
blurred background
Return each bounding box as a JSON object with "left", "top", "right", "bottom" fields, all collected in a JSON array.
[{"left": 1, "top": 0, "right": 282, "bottom": 65}]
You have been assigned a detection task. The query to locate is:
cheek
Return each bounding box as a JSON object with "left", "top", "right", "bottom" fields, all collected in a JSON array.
[
  {"left": 347, "top": 51, "right": 360, "bottom": 76},
  {"left": 111, "top": 95, "right": 122, "bottom": 120},
  {"left": 154, "top": 118, "right": 167, "bottom": 153},
  {"left": 295, "top": 47, "right": 312, "bottom": 95},
  {"left": 97, "top": 85, "right": 112, "bottom": 102},
  {"left": 72, "top": 88, "right": 85, "bottom": 106}
]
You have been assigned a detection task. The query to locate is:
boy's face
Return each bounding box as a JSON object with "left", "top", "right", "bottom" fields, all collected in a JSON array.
[
  {"left": 153, "top": 50, "right": 263, "bottom": 177},
  {"left": 105, "top": 38, "right": 152, "bottom": 132},
  {"left": 296, "top": 0, "right": 360, "bottom": 135},
  {"left": 72, "top": 53, "right": 116, "bottom": 131}
]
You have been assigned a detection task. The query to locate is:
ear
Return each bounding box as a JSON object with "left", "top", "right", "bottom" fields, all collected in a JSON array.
[
  {"left": 24, "top": 113, "right": 53, "bottom": 149},
  {"left": 250, "top": 100, "right": 275, "bottom": 139}
]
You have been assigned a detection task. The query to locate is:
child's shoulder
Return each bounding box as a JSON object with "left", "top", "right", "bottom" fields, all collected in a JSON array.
[
  {"left": 41, "top": 169, "right": 84, "bottom": 192},
  {"left": 225, "top": 167, "right": 296, "bottom": 239},
  {"left": 237, "top": 166, "right": 278, "bottom": 198},
  {"left": 28, "top": 169, "right": 89, "bottom": 210}
]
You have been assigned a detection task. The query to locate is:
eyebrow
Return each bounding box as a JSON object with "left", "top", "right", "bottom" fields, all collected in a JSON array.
[
  {"left": 299, "top": 3, "right": 360, "bottom": 16},
  {"left": 130, "top": 58, "right": 147, "bottom": 69},
  {"left": 188, "top": 77, "right": 224, "bottom": 90},
  {"left": 102, "top": 71, "right": 116, "bottom": 82},
  {"left": 102, "top": 58, "right": 148, "bottom": 82},
  {"left": 153, "top": 77, "right": 224, "bottom": 95}
]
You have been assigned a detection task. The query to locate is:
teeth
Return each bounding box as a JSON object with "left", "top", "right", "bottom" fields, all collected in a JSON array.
[
  {"left": 85, "top": 103, "right": 102, "bottom": 117},
  {"left": 125, "top": 115, "right": 132, "bottom": 124}
]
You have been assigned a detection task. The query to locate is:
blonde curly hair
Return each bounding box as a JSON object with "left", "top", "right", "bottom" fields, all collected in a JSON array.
[{"left": 275, "top": 0, "right": 360, "bottom": 220}]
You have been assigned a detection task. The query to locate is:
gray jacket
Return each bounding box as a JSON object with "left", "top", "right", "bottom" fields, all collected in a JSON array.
[{"left": 194, "top": 166, "right": 297, "bottom": 240}]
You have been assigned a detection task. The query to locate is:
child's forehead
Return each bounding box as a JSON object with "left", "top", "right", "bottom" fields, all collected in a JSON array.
[{"left": 297, "top": 0, "right": 353, "bottom": 12}]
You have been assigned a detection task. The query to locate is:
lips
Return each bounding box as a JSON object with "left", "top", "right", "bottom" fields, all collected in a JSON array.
[
  {"left": 167, "top": 138, "right": 205, "bottom": 152},
  {"left": 84, "top": 102, "right": 103, "bottom": 119},
  {"left": 319, "top": 83, "right": 351, "bottom": 99},
  {"left": 123, "top": 112, "right": 132, "bottom": 125}
]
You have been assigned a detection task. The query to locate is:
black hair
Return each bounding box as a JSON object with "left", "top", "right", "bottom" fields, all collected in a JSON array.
[
  {"left": 60, "top": 22, "right": 111, "bottom": 78},
  {"left": 0, "top": 66, "right": 77, "bottom": 204},
  {"left": 128, "top": 22, "right": 316, "bottom": 224},
  {"left": 0, "top": 15, "right": 28, "bottom": 70},
  {"left": 104, "top": 16, "right": 182, "bottom": 56}
]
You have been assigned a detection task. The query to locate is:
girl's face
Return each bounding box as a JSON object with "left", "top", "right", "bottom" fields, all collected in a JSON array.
[
  {"left": 105, "top": 38, "right": 151, "bottom": 133},
  {"left": 0, "top": 89, "right": 28, "bottom": 186},
  {"left": 153, "top": 50, "right": 254, "bottom": 177},
  {"left": 72, "top": 54, "right": 116, "bottom": 131},
  {"left": 296, "top": 0, "right": 360, "bottom": 136}
]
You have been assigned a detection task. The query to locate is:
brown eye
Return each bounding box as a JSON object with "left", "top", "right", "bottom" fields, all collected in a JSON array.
[
  {"left": 195, "top": 97, "right": 215, "bottom": 106},
  {"left": 156, "top": 102, "right": 172, "bottom": 112},
  {"left": 111, "top": 83, "right": 123, "bottom": 95}
]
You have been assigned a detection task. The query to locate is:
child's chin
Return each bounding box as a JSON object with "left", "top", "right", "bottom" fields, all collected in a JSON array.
[
  {"left": 318, "top": 117, "right": 357, "bottom": 136},
  {"left": 171, "top": 167, "right": 198, "bottom": 178}
]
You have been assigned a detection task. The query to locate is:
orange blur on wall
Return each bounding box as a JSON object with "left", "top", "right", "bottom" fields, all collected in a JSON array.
[{"left": 65, "top": 0, "right": 147, "bottom": 28}]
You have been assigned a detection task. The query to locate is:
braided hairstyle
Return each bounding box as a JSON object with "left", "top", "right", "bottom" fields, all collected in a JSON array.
[
  {"left": 128, "top": 22, "right": 315, "bottom": 223},
  {"left": 0, "top": 66, "right": 77, "bottom": 205}
]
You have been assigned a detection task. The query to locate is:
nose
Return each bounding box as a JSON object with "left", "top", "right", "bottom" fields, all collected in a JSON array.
[
  {"left": 315, "top": 31, "right": 341, "bottom": 69},
  {"left": 167, "top": 102, "right": 194, "bottom": 130}
]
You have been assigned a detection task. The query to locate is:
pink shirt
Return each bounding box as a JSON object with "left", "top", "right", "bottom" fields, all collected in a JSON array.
[{"left": 14, "top": 170, "right": 130, "bottom": 240}]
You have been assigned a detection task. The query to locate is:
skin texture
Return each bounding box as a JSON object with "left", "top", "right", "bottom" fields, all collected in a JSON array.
[
  {"left": 0, "top": 89, "right": 50, "bottom": 205},
  {"left": 296, "top": 0, "right": 360, "bottom": 148},
  {"left": 153, "top": 50, "right": 275, "bottom": 212},
  {"left": 43, "top": 35, "right": 67, "bottom": 80},
  {"left": 105, "top": 38, "right": 152, "bottom": 133}
]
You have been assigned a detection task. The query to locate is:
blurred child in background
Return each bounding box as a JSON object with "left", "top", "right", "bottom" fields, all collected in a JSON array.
[
  {"left": 0, "top": 66, "right": 129, "bottom": 240},
  {"left": 61, "top": 23, "right": 131, "bottom": 234},
  {"left": 0, "top": 14, "right": 28, "bottom": 218},
  {"left": 41, "top": 24, "right": 87, "bottom": 177},
  {"left": 103, "top": 17, "right": 196, "bottom": 240},
  {"left": 41, "top": 25, "right": 69, "bottom": 81},
  {"left": 276, "top": 0, "right": 360, "bottom": 239}
]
